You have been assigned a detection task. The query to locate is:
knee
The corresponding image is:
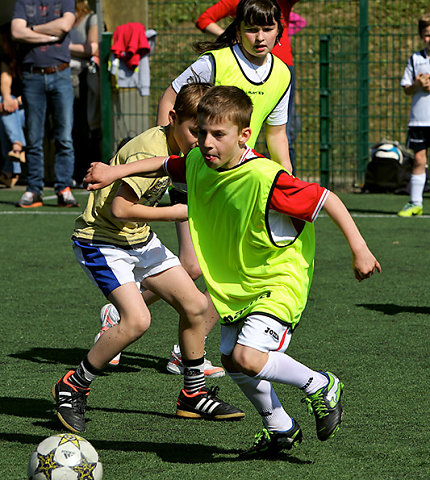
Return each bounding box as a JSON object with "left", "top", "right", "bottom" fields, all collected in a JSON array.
[
  {"left": 231, "top": 348, "right": 263, "bottom": 377},
  {"left": 119, "top": 311, "right": 151, "bottom": 341},
  {"left": 180, "top": 292, "right": 208, "bottom": 324}
]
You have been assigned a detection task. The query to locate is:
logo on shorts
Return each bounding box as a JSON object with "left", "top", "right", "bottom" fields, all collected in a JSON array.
[{"left": 264, "top": 327, "right": 279, "bottom": 341}]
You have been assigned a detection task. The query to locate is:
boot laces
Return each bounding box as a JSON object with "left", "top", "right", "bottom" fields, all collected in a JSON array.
[{"left": 302, "top": 393, "right": 329, "bottom": 418}]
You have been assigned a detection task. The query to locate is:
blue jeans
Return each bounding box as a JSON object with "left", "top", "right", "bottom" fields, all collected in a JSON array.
[
  {"left": 22, "top": 67, "right": 75, "bottom": 195},
  {"left": 0, "top": 95, "right": 25, "bottom": 175}
]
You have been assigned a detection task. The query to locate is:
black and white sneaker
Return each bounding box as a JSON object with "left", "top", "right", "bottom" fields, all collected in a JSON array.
[
  {"left": 239, "top": 420, "right": 303, "bottom": 458},
  {"left": 176, "top": 386, "right": 245, "bottom": 420},
  {"left": 52, "top": 370, "right": 90, "bottom": 433}
]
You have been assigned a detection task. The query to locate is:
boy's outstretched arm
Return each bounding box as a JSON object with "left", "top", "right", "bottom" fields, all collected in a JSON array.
[
  {"left": 111, "top": 183, "right": 187, "bottom": 223},
  {"left": 84, "top": 157, "right": 168, "bottom": 190},
  {"left": 323, "top": 192, "right": 381, "bottom": 281}
]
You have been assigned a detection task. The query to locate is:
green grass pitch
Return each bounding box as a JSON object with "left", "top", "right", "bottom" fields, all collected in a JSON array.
[{"left": 1, "top": 187, "right": 429, "bottom": 479}]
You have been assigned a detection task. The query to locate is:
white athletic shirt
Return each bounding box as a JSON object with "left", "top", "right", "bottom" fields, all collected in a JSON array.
[
  {"left": 171, "top": 44, "right": 290, "bottom": 126},
  {"left": 400, "top": 49, "right": 430, "bottom": 126}
]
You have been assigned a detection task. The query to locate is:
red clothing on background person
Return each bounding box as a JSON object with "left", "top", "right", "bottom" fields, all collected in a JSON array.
[
  {"left": 196, "top": 0, "right": 299, "bottom": 66},
  {"left": 111, "top": 22, "right": 150, "bottom": 70}
]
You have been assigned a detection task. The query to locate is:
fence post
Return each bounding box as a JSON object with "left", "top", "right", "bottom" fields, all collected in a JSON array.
[
  {"left": 320, "top": 35, "right": 330, "bottom": 188},
  {"left": 100, "top": 32, "right": 113, "bottom": 163},
  {"left": 358, "top": 0, "right": 369, "bottom": 183}
]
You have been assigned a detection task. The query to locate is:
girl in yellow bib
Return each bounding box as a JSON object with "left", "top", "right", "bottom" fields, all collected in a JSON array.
[{"left": 158, "top": 0, "right": 292, "bottom": 171}]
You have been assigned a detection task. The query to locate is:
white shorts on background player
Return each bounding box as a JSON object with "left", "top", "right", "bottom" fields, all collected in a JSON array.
[
  {"left": 73, "top": 233, "right": 180, "bottom": 297},
  {"left": 220, "top": 314, "right": 292, "bottom": 356}
]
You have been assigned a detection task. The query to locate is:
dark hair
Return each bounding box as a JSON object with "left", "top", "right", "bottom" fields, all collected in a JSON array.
[
  {"left": 174, "top": 81, "right": 213, "bottom": 122},
  {"left": 418, "top": 13, "right": 430, "bottom": 36},
  {"left": 194, "top": 0, "right": 283, "bottom": 55},
  {"left": 197, "top": 85, "right": 253, "bottom": 131}
]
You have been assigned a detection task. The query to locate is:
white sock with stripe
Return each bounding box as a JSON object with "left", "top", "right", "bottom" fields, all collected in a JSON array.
[
  {"left": 255, "top": 351, "right": 327, "bottom": 395},
  {"left": 228, "top": 372, "right": 293, "bottom": 432}
]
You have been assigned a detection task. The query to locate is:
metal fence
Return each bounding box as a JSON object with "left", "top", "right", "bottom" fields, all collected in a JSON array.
[{"left": 101, "top": 0, "right": 430, "bottom": 189}]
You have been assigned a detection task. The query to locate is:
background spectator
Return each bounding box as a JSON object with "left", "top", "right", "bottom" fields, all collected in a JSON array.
[
  {"left": 69, "top": 0, "right": 101, "bottom": 187},
  {"left": 11, "top": 0, "right": 79, "bottom": 208}
]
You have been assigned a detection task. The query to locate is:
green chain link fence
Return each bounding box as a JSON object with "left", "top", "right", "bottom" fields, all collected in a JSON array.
[{"left": 101, "top": 0, "right": 429, "bottom": 189}]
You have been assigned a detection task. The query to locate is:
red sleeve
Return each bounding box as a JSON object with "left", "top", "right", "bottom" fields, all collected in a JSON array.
[
  {"left": 164, "top": 155, "right": 187, "bottom": 183},
  {"left": 196, "top": 0, "right": 239, "bottom": 31},
  {"left": 270, "top": 172, "right": 330, "bottom": 223},
  {"left": 271, "top": 0, "right": 299, "bottom": 65}
]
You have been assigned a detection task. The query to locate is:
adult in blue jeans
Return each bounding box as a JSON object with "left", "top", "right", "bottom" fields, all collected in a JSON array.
[{"left": 11, "top": 0, "right": 80, "bottom": 208}]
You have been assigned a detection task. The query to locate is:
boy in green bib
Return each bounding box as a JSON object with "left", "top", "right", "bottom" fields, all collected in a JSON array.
[{"left": 85, "top": 85, "right": 381, "bottom": 457}]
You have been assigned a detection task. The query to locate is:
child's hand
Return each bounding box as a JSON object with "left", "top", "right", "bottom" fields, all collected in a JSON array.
[
  {"left": 170, "top": 203, "right": 188, "bottom": 222},
  {"left": 84, "top": 162, "right": 115, "bottom": 190},
  {"left": 352, "top": 246, "right": 381, "bottom": 282},
  {"left": 416, "top": 73, "right": 430, "bottom": 92}
]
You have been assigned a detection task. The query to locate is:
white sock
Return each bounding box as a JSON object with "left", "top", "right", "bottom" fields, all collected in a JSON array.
[
  {"left": 255, "top": 351, "right": 327, "bottom": 395},
  {"left": 410, "top": 173, "right": 426, "bottom": 206},
  {"left": 228, "top": 372, "right": 293, "bottom": 432}
]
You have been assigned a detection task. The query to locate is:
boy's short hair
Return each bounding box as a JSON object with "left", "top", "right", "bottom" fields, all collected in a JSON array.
[
  {"left": 418, "top": 13, "right": 430, "bottom": 36},
  {"left": 174, "top": 82, "right": 213, "bottom": 122},
  {"left": 197, "top": 86, "right": 253, "bottom": 131}
]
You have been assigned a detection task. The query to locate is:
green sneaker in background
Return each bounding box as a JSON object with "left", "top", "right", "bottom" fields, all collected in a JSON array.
[{"left": 397, "top": 202, "right": 423, "bottom": 217}]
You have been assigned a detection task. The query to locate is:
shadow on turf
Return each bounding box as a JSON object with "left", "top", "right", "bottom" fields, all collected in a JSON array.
[
  {"left": 348, "top": 208, "right": 394, "bottom": 215},
  {"left": 0, "top": 431, "right": 311, "bottom": 464},
  {"left": 357, "top": 303, "right": 430, "bottom": 315},
  {"left": 9, "top": 347, "right": 168, "bottom": 374},
  {"left": 0, "top": 395, "right": 176, "bottom": 429}
]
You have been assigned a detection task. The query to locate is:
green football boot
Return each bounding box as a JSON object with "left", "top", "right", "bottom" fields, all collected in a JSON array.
[
  {"left": 397, "top": 202, "right": 423, "bottom": 217},
  {"left": 239, "top": 420, "right": 303, "bottom": 458},
  {"left": 302, "top": 371, "right": 344, "bottom": 441}
]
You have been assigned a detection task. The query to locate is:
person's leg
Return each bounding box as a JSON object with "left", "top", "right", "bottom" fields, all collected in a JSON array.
[
  {"left": 89, "top": 283, "right": 151, "bottom": 368},
  {"left": 1, "top": 98, "right": 26, "bottom": 149},
  {"left": 143, "top": 265, "right": 244, "bottom": 420},
  {"left": 47, "top": 69, "right": 75, "bottom": 193},
  {"left": 142, "top": 265, "right": 206, "bottom": 363},
  {"left": 399, "top": 128, "right": 429, "bottom": 217},
  {"left": 0, "top": 103, "right": 24, "bottom": 181},
  {"left": 21, "top": 72, "right": 47, "bottom": 196},
  {"left": 410, "top": 149, "right": 427, "bottom": 204},
  {"left": 222, "top": 315, "right": 343, "bottom": 449}
]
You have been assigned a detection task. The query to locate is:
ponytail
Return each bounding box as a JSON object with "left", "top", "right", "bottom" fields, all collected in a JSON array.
[{"left": 194, "top": 20, "right": 239, "bottom": 55}]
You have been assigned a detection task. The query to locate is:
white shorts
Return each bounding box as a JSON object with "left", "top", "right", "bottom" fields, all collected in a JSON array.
[
  {"left": 73, "top": 232, "right": 180, "bottom": 297},
  {"left": 220, "top": 314, "right": 292, "bottom": 356}
]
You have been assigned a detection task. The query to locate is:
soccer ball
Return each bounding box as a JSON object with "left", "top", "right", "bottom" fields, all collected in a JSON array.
[
  {"left": 371, "top": 143, "right": 404, "bottom": 164},
  {"left": 28, "top": 433, "right": 103, "bottom": 479}
]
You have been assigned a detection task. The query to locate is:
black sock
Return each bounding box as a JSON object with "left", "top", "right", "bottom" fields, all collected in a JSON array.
[{"left": 69, "top": 356, "right": 101, "bottom": 389}]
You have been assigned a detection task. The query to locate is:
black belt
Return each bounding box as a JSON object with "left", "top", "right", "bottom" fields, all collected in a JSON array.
[{"left": 23, "top": 62, "right": 69, "bottom": 75}]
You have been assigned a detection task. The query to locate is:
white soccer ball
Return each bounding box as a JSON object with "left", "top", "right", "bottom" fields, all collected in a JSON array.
[
  {"left": 372, "top": 143, "right": 404, "bottom": 164},
  {"left": 28, "top": 433, "right": 103, "bottom": 479}
]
